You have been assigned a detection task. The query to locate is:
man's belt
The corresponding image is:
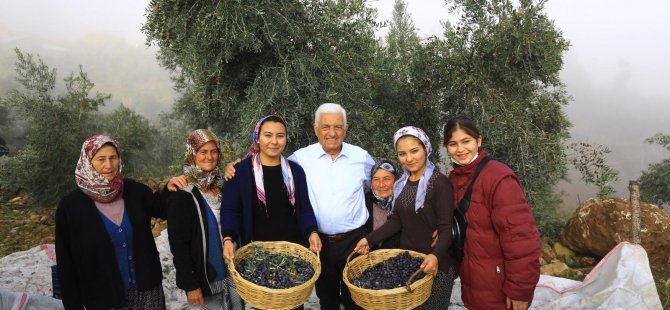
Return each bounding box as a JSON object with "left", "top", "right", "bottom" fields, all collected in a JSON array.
[{"left": 319, "top": 226, "right": 365, "bottom": 242}]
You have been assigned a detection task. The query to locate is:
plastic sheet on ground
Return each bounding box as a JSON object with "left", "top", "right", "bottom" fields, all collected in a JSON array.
[
  {"left": 450, "top": 242, "right": 663, "bottom": 309},
  {"left": 0, "top": 288, "right": 63, "bottom": 310}
]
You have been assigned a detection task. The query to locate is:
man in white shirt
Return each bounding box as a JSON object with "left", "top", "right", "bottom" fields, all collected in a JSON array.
[
  {"left": 221, "top": 103, "right": 374, "bottom": 309},
  {"left": 288, "top": 103, "right": 374, "bottom": 310}
]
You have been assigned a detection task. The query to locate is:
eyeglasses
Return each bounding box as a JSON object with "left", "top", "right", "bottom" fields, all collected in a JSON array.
[{"left": 379, "top": 162, "right": 395, "bottom": 173}]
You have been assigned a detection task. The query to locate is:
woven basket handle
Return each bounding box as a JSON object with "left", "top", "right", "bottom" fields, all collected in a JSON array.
[
  {"left": 345, "top": 251, "right": 358, "bottom": 268},
  {"left": 405, "top": 268, "right": 423, "bottom": 293},
  {"left": 226, "top": 257, "right": 240, "bottom": 277}
]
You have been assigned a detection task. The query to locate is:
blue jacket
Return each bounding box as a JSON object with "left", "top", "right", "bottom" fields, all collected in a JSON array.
[{"left": 220, "top": 157, "right": 318, "bottom": 246}]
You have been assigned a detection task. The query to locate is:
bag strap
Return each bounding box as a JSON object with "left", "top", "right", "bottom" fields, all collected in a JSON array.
[{"left": 458, "top": 156, "right": 492, "bottom": 214}]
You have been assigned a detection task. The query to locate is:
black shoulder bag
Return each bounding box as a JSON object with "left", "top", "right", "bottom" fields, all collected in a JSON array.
[{"left": 450, "top": 156, "right": 491, "bottom": 262}]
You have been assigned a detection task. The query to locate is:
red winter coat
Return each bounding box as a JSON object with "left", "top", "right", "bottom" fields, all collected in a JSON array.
[{"left": 449, "top": 150, "right": 541, "bottom": 310}]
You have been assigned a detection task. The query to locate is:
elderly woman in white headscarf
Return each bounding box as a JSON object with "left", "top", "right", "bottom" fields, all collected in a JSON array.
[
  {"left": 163, "top": 129, "right": 243, "bottom": 310},
  {"left": 55, "top": 135, "right": 166, "bottom": 310},
  {"left": 354, "top": 126, "right": 457, "bottom": 309}
]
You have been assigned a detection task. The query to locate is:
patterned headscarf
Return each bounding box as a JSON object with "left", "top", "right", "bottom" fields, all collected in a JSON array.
[
  {"left": 392, "top": 126, "right": 436, "bottom": 213},
  {"left": 370, "top": 160, "right": 398, "bottom": 212},
  {"left": 244, "top": 115, "right": 295, "bottom": 216},
  {"left": 74, "top": 135, "right": 123, "bottom": 203},
  {"left": 183, "top": 129, "right": 224, "bottom": 195}
]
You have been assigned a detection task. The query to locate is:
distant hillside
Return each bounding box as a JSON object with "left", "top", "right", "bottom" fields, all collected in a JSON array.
[{"left": 0, "top": 27, "right": 176, "bottom": 120}]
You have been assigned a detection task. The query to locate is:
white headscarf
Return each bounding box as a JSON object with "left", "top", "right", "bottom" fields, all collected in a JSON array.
[{"left": 392, "top": 126, "right": 435, "bottom": 213}]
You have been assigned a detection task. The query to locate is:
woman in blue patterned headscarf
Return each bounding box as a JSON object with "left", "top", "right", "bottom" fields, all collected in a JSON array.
[{"left": 220, "top": 115, "right": 321, "bottom": 260}]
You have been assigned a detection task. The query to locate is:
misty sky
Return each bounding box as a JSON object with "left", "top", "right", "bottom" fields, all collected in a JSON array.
[{"left": 1, "top": 0, "right": 669, "bottom": 208}]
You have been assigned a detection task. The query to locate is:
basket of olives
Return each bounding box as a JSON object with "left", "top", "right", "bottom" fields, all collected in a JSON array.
[
  {"left": 227, "top": 241, "right": 320, "bottom": 310},
  {"left": 343, "top": 249, "right": 434, "bottom": 310}
]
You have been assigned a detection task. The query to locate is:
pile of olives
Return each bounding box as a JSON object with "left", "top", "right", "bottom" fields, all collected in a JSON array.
[
  {"left": 236, "top": 246, "right": 314, "bottom": 289},
  {"left": 350, "top": 251, "right": 425, "bottom": 290}
]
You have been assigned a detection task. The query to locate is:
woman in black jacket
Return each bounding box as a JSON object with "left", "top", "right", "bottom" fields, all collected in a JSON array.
[
  {"left": 55, "top": 135, "right": 166, "bottom": 310},
  {"left": 164, "top": 129, "right": 243, "bottom": 309}
]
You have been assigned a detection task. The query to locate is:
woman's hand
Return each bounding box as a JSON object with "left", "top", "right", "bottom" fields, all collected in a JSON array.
[
  {"left": 167, "top": 175, "right": 188, "bottom": 192},
  {"left": 308, "top": 232, "right": 322, "bottom": 253},
  {"left": 223, "top": 158, "right": 241, "bottom": 181},
  {"left": 353, "top": 238, "right": 370, "bottom": 254},
  {"left": 187, "top": 288, "right": 204, "bottom": 306},
  {"left": 420, "top": 254, "right": 438, "bottom": 275},
  {"left": 506, "top": 297, "right": 529, "bottom": 310},
  {"left": 431, "top": 229, "right": 438, "bottom": 248},
  {"left": 223, "top": 238, "right": 236, "bottom": 261}
]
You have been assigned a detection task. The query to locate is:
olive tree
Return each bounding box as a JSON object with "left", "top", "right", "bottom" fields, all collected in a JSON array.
[
  {"left": 438, "top": 0, "right": 571, "bottom": 236},
  {"left": 639, "top": 133, "right": 670, "bottom": 206},
  {"left": 143, "top": 0, "right": 384, "bottom": 156}
]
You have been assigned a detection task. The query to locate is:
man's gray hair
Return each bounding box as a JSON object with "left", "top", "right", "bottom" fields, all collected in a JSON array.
[{"left": 314, "top": 103, "right": 347, "bottom": 125}]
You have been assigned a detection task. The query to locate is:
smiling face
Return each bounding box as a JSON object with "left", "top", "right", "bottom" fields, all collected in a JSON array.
[
  {"left": 371, "top": 169, "right": 395, "bottom": 199},
  {"left": 445, "top": 127, "right": 482, "bottom": 165},
  {"left": 396, "top": 136, "right": 427, "bottom": 179},
  {"left": 91, "top": 144, "right": 120, "bottom": 181},
  {"left": 194, "top": 141, "right": 219, "bottom": 172},
  {"left": 257, "top": 120, "right": 287, "bottom": 164},
  {"left": 314, "top": 112, "right": 347, "bottom": 158}
]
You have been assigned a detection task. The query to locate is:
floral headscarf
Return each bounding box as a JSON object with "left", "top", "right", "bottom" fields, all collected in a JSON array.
[
  {"left": 370, "top": 160, "right": 398, "bottom": 212},
  {"left": 245, "top": 115, "right": 296, "bottom": 216},
  {"left": 392, "top": 126, "right": 436, "bottom": 213},
  {"left": 183, "top": 129, "right": 224, "bottom": 195},
  {"left": 74, "top": 135, "right": 123, "bottom": 203}
]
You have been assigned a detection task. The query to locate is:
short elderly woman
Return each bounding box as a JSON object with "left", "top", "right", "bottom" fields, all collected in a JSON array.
[
  {"left": 164, "top": 129, "right": 243, "bottom": 309},
  {"left": 220, "top": 114, "right": 321, "bottom": 259},
  {"left": 55, "top": 135, "right": 166, "bottom": 309},
  {"left": 367, "top": 160, "right": 401, "bottom": 249}
]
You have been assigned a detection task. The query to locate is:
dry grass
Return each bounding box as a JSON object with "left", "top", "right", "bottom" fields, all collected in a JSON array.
[{"left": 0, "top": 205, "right": 56, "bottom": 257}]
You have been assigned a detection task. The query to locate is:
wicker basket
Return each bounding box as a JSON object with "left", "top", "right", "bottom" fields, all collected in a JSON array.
[
  {"left": 227, "top": 241, "right": 320, "bottom": 310},
  {"left": 343, "top": 249, "right": 435, "bottom": 310}
]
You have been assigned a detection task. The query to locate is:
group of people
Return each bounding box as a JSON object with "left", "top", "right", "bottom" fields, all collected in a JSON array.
[{"left": 55, "top": 102, "right": 541, "bottom": 310}]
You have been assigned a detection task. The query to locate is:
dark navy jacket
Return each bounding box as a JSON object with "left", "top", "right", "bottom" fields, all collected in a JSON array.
[{"left": 220, "top": 157, "right": 318, "bottom": 246}]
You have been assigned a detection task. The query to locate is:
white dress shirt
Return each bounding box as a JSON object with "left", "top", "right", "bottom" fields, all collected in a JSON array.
[{"left": 289, "top": 142, "right": 375, "bottom": 235}]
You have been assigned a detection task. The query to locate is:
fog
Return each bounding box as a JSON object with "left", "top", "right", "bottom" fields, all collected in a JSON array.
[
  {"left": 1, "top": 0, "right": 668, "bottom": 210},
  {"left": 0, "top": 0, "right": 175, "bottom": 119},
  {"left": 373, "top": 0, "right": 670, "bottom": 210}
]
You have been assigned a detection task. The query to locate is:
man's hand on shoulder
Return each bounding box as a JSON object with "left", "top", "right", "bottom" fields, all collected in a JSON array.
[{"left": 224, "top": 158, "right": 241, "bottom": 181}]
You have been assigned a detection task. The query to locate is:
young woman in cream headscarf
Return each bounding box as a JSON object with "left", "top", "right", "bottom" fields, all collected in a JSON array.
[{"left": 354, "top": 126, "right": 457, "bottom": 309}]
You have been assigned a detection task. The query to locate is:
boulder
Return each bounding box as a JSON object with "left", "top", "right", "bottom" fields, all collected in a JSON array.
[
  {"left": 151, "top": 219, "right": 167, "bottom": 238},
  {"left": 541, "top": 239, "right": 557, "bottom": 263},
  {"left": 552, "top": 242, "right": 575, "bottom": 260},
  {"left": 561, "top": 198, "right": 670, "bottom": 264},
  {"left": 540, "top": 260, "right": 570, "bottom": 276},
  {"left": 578, "top": 256, "right": 596, "bottom": 266},
  {"left": 9, "top": 197, "right": 23, "bottom": 204}
]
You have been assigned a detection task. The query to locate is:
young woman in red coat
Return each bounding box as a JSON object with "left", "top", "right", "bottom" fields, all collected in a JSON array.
[{"left": 443, "top": 116, "right": 541, "bottom": 310}]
